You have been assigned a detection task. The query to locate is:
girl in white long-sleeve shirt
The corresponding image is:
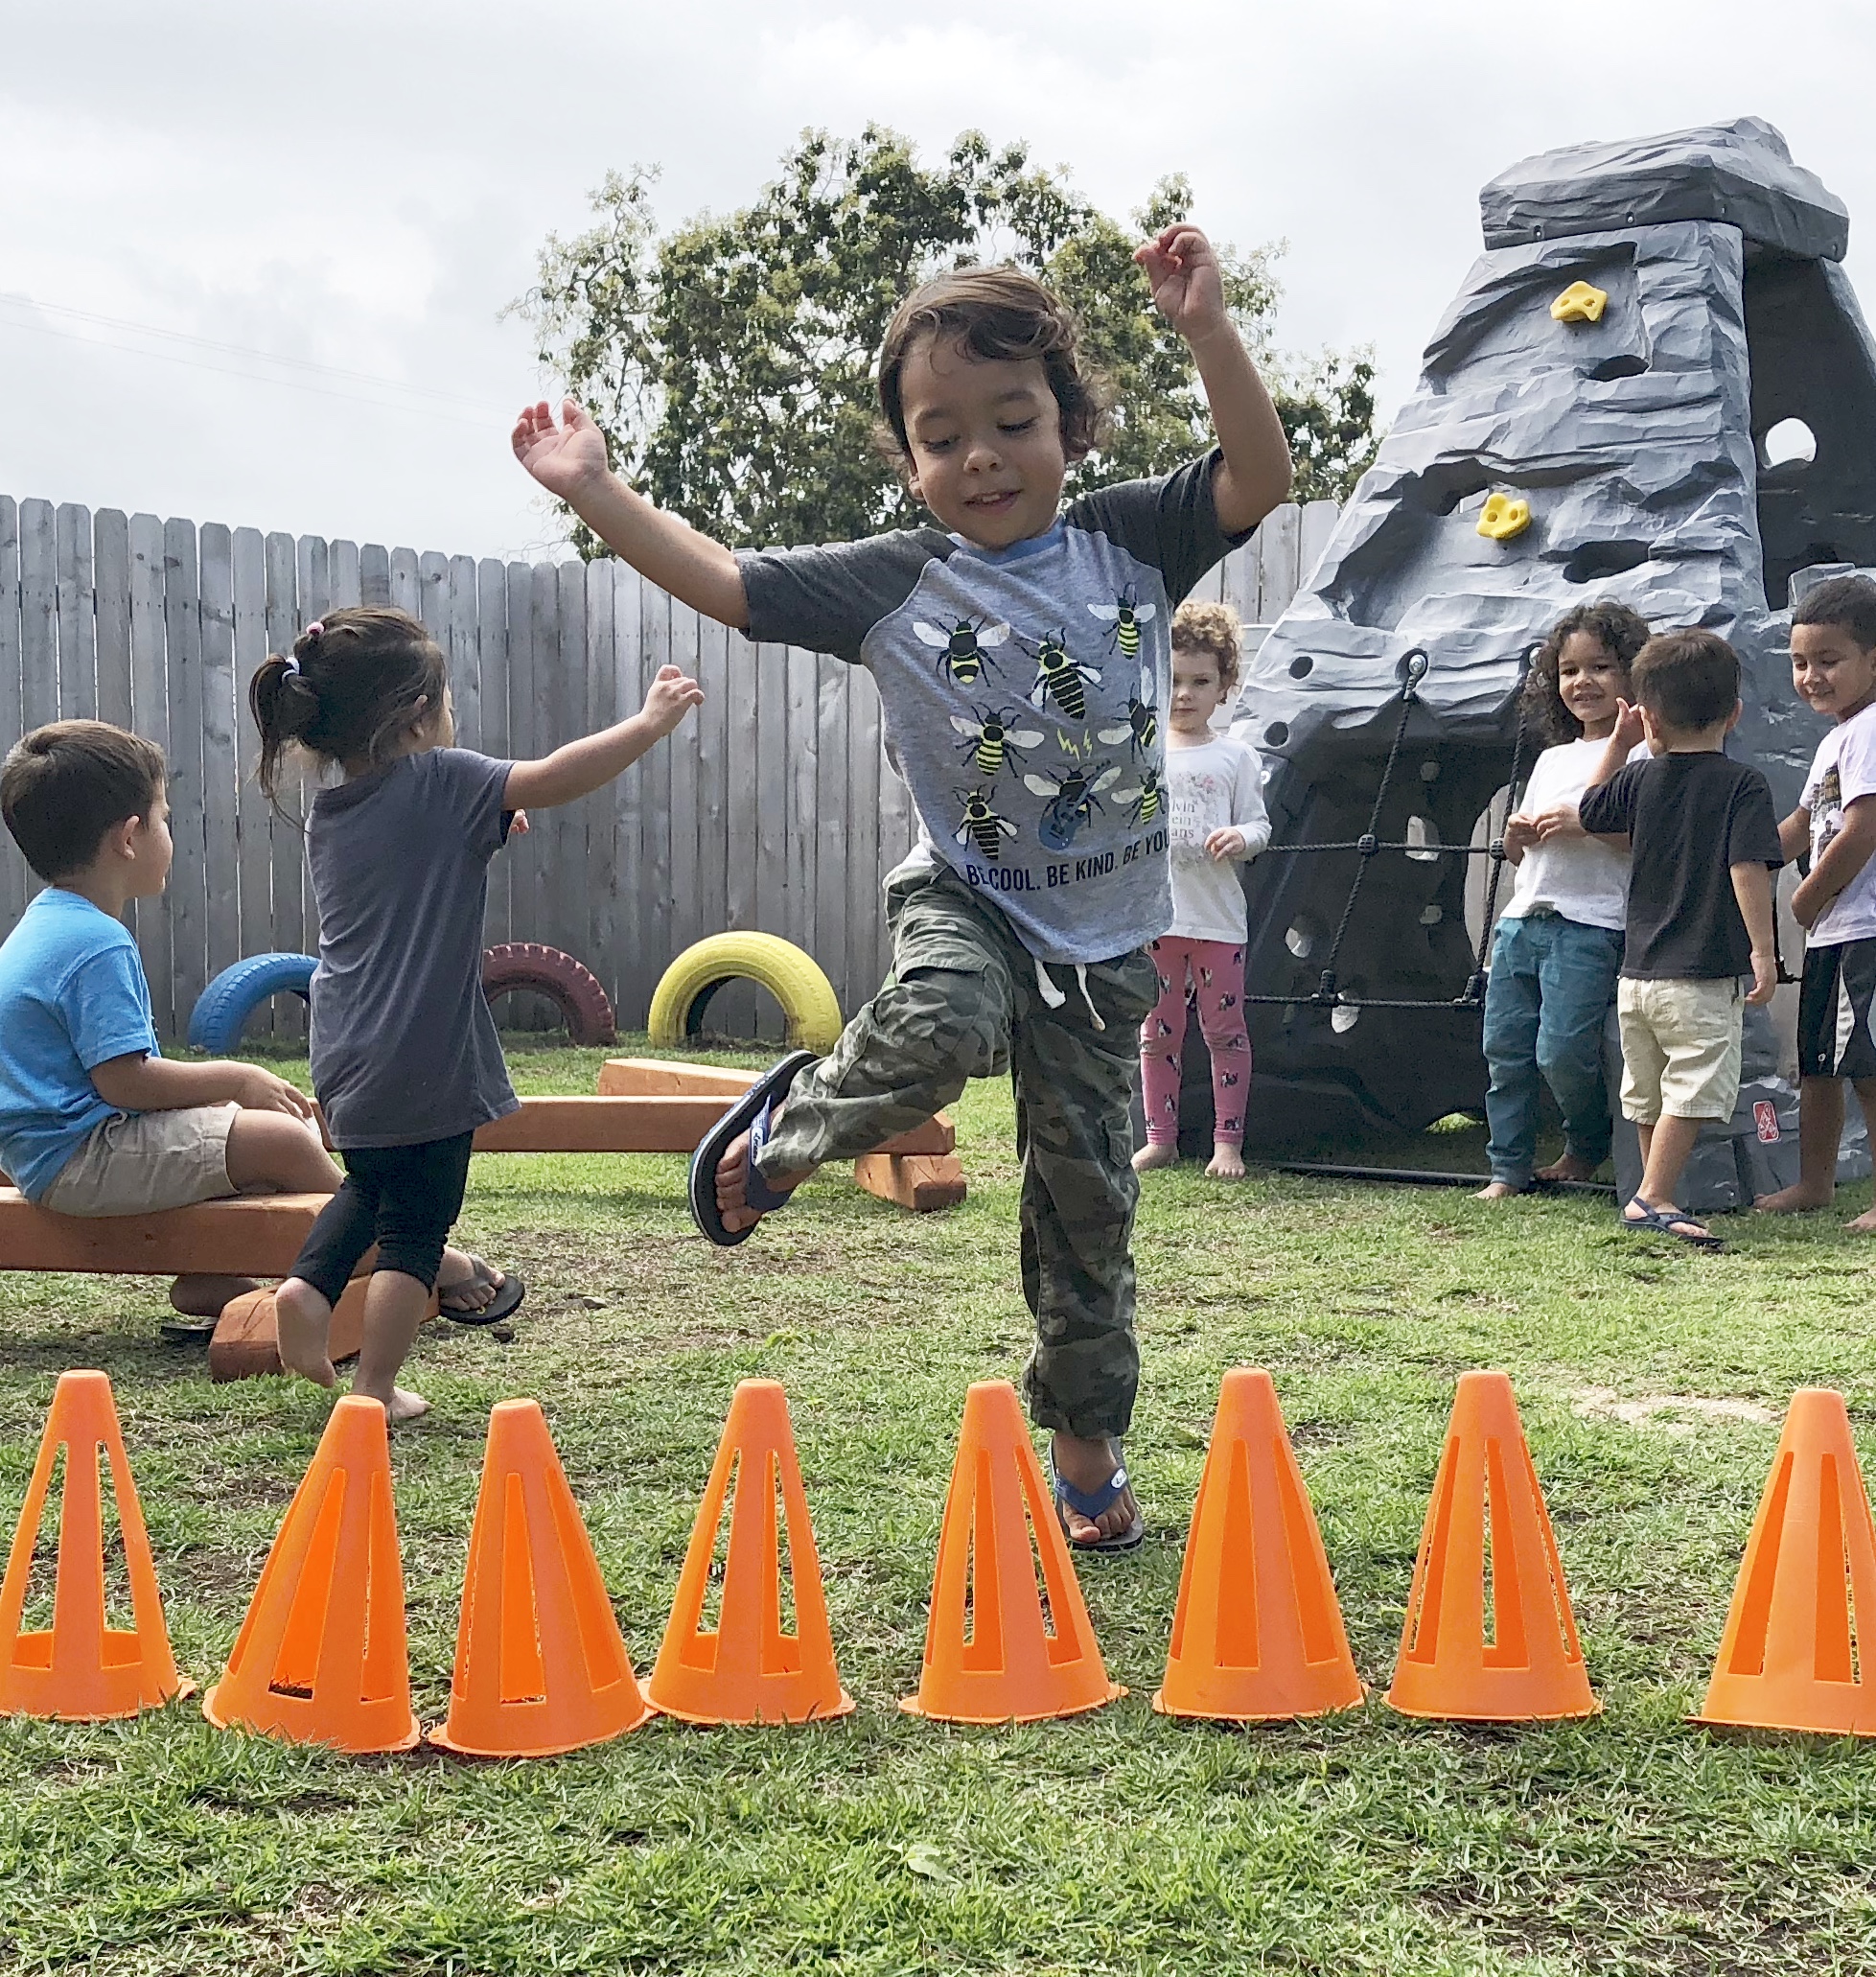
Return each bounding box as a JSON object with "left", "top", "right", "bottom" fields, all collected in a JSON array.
[{"left": 1135, "top": 602, "right": 1271, "bottom": 1178}]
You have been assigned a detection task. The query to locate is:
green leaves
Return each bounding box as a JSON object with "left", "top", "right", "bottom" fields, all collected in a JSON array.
[{"left": 513, "top": 128, "right": 1381, "bottom": 553}]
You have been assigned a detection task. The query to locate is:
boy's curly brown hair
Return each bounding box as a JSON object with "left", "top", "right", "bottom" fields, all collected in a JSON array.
[
  {"left": 874, "top": 266, "right": 1114, "bottom": 480},
  {"left": 1170, "top": 599, "right": 1244, "bottom": 695},
  {"left": 1521, "top": 599, "right": 1652, "bottom": 743}
]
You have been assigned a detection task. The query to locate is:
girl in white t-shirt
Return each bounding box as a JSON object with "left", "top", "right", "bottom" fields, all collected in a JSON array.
[
  {"left": 1134, "top": 602, "right": 1270, "bottom": 1179},
  {"left": 1476, "top": 601, "right": 1651, "bottom": 1198}
]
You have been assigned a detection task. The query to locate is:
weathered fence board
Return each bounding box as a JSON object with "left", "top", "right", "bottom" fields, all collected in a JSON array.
[{"left": 0, "top": 495, "right": 1319, "bottom": 1039}]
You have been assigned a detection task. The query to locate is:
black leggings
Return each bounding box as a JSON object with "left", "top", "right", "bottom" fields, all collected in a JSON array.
[{"left": 290, "top": 1133, "right": 475, "bottom": 1309}]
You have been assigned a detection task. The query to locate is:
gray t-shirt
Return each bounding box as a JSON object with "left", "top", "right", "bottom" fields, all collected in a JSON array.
[
  {"left": 738, "top": 454, "right": 1247, "bottom": 965},
  {"left": 306, "top": 747, "right": 521, "bottom": 1148}
]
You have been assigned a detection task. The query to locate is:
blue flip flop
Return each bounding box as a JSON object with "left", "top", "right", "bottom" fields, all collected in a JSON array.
[
  {"left": 1620, "top": 1195, "right": 1724, "bottom": 1251},
  {"left": 687, "top": 1050, "right": 818, "bottom": 1247},
  {"left": 1049, "top": 1443, "right": 1146, "bottom": 1554}
]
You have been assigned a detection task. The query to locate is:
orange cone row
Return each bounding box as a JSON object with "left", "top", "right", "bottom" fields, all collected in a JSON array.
[{"left": 6, "top": 1367, "right": 1876, "bottom": 1744}]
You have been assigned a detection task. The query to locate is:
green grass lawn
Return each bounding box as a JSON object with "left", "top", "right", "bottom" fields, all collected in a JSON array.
[{"left": 4, "top": 1036, "right": 1876, "bottom": 1975}]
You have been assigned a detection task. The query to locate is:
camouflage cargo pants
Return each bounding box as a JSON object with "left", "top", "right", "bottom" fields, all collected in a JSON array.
[{"left": 757, "top": 866, "right": 1159, "bottom": 1439}]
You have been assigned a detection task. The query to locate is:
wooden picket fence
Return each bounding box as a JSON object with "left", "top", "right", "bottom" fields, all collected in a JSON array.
[{"left": 0, "top": 493, "right": 1338, "bottom": 1042}]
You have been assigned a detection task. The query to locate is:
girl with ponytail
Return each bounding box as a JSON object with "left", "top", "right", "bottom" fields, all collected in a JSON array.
[{"left": 250, "top": 606, "right": 703, "bottom": 1420}]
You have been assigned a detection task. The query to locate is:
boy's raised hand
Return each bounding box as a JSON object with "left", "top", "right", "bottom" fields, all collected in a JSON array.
[
  {"left": 1610, "top": 697, "right": 1646, "bottom": 755},
  {"left": 512, "top": 399, "right": 610, "bottom": 500},
  {"left": 1135, "top": 225, "right": 1230, "bottom": 342},
  {"left": 641, "top": 663, "right": 706, "bottom": 737}
]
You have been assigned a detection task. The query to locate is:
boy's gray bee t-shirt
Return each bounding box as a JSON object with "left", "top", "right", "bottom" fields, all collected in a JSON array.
[{"left": 737, "top": 453, "right": 1247, "bottom": 966}]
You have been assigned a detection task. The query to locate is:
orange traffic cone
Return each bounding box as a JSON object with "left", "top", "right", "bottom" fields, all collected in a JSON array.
[
  {"left": 204, "top": 1394, "right": 420, "bottom": 1752},
  {"left": 901, "top": 1381, "right": 1123, "bottom": 1725},
  {"left": 1695, "top": 1387, "right": 1876, "bottom": 1736},
  {"left": 1153, "top": 1369, "right": 1363, "bottom": 1721},
  {"left": 0, "top": 1370, "right": 192, "bottom": 1720},
  {"left": 430, "top": 1400, "right": 651, "bottom": 1756},
  {"left": 646, "top": 1379, "right": 853, "bottom": 1725},
  {"left": 1386, "top": 1371, "right": 1598, "bottom": 1721}
]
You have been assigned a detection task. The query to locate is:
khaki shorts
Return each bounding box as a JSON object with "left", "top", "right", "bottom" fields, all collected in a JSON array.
[
  {"left": 36, "top": 1104, "right": 240, "bottom": 1216},
  {"left": 1616, "top": 977, "right": 1744, "bottom": 1125}
]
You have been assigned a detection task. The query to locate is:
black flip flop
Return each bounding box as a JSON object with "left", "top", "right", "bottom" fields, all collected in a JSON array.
[
  {"left": 439, "top": 1261, "right": 527, "bottom": 1326},
  {"left": 688, "top": 1050, "right": 818, "bottom": 1247}
]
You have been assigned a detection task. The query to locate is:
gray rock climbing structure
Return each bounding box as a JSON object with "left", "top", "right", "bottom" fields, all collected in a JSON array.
[{"left": 1222, "top": 116, "right": 1876, "bottom": 1150}]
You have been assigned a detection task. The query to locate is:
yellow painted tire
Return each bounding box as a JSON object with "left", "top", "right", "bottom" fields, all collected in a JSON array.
[{"left": 648, "top": 934, "right": 844, "bottom": 1055}]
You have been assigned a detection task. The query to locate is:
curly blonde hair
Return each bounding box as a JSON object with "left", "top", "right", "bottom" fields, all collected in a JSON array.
[{"left": 1170, "top": 599, "right": 1243, "bottom": 694}]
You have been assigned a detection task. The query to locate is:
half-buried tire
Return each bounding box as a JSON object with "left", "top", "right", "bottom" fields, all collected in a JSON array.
[
  {"left": 481, "top": 942, "right": 617, "bottom": 1047},
  {"left": 188, "top": 952, "right": 317, "bottom": 1054},
  {"left": 648, "top": 933, "right": 843, "bottom": 1055}
]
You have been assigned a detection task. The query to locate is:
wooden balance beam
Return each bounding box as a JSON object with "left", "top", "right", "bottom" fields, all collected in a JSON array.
[{"left": 0, "top": 1059, "right": 966, "bottom": 1382}]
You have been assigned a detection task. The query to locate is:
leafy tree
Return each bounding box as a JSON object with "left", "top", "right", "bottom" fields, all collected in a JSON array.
[{"left": 515, "top": 128, "right": 1378, "bottom": 553}]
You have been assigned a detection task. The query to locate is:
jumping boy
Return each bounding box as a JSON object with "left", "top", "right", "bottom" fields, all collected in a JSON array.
[
  {"left": 0, "top": 720, "right": 516, "bottom": 1329},
  {"left": 1579, "top": 631, "right": 1783, "bottom": 1249},
  {"left": 514, "top": 227, "right": 1292, "bottom": 1547},
  {"left": 1754, "top": 574, "right": 1876, "bottom": 1228}
]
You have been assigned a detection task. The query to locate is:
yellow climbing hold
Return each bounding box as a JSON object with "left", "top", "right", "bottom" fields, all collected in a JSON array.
[
  {"left": 1551, "top": 281, "right": 1609, "bottom": 324},
  {"left": 1477, "top": 494, "right": 1532, "bottom": 542}
]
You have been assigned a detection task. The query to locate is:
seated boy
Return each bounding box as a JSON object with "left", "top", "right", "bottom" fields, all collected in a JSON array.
[
  {"left": 1753, "top": 575, "right": 1876, "bottom": 1228},
  {"left": 0, "top": 720, "right": 512, "bottom": 1324},
  {"left": 1579, "top": 631, "right": 1782, "bottom": 1249}
]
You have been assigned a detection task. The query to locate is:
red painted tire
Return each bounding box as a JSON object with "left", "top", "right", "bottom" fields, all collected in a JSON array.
[{"left": 481, "top": 942, "right": 616, "bottom": 1047}]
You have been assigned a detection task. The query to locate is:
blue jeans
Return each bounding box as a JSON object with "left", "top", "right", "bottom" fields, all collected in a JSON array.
[{"left": 1482, "top": 913, "right": 1624, "bottom": 1186}]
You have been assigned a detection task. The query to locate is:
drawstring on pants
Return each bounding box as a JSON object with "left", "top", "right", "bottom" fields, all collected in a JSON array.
[{"left": 1033, "top": 956, "right": 1106, "bottom": 1032}]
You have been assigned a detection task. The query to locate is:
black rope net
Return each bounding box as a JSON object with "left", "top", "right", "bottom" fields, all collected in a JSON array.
[{"left": 1243, "top": 648, "right": 1535, "bottom": 1015}]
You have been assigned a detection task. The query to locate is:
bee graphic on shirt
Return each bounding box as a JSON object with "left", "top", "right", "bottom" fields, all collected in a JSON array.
[
  {"left": 915, "top": 616, "right": 1009, "bottom": 688},
  {"left": 1115, "top": 765, "right": 1164, "bottom": 828},
  {"left": 1089, "top": 586, "right": 1157, "bottom": 659},
  {"left": 1099, "top": 663, "right": 1160, "bottom": 762},
  {"left": 949, "top": 705, "right": 1044, "bottom": 782},
  {"left": 1024, "top": 627, "right": 1102, "bottom": 719},
  {"left": 1026, "top": 742, "right": 1123, "bottom": 851},
  {"left": 954, "top": 786, "right": 1018, "bottom": 861}
]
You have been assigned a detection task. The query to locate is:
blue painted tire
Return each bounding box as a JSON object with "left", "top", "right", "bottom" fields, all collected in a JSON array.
[{"left": 188, "top": 952, "right": 316, "bottom": 1053}]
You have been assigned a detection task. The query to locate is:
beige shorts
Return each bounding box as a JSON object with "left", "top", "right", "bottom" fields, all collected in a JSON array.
[
  {"left": 1616, "top": 977, "right": 1744, "bottom": 1125},
  {"left": 36, "top": 1104, "right": 240, "bottom": 1217}
]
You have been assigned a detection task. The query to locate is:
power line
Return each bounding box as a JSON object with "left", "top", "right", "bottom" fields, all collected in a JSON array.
[{"left": 0, "top": 293, "right": 519, "bottom": 429}]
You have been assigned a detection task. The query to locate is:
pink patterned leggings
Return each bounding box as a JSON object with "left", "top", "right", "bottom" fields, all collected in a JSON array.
[{"left": 1139, "top": 936, "right": 1251, "bottom": 1147}]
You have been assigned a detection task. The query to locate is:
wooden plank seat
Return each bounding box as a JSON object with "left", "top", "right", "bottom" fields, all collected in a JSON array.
[{"left": 1, "top": 1059, "right": 967, "bottom": 1383}]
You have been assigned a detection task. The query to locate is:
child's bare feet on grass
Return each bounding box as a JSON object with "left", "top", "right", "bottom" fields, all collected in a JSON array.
[
  {"left": 1473, "top": 1180, "right": 1523, "bottom": 1200},
  {"left": 1132, "top": 1141, "right": 1178, "bottom": 1173},
  {"left": 371, "top": 1384, "right": 430, "bottom": 1424},
  {"left": 1205, "top": 1142, "right": 1245, "bottom": 1179},
  {"left": 271, "top": 1277, "right": 336, "bottom": 1389},
  {"left": 1051, "top": 1431, "right": 1137, "bottom": 1545},
  {"left": 1843, "top": 1203, "right": 1876, "bottom": 1233},
  {"left": 1535, "top": 1152, "right": 1599, "bottom": 1183},
  {"left": 714, "top": 1119, "right": 815, "bottom": 1233},
  {"left": 1753, "top": 1183, "right": 1835, "bottom": 1214}
]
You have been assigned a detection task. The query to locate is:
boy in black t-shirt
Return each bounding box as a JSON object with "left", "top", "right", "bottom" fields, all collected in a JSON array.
[{"left": 1580, "top": 630, "right": 1782, "bottom": 1248}]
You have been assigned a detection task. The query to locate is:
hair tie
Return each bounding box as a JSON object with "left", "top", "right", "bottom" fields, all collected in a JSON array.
[
  {"left": 304, "top": 620, "right": 324, "bottom": 640},
  {"left": 281, "top": 655, "right": 301, "bottom": 677}
]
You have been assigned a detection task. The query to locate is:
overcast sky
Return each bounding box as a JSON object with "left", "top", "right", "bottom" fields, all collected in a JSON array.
[{"left": 4, "top": 0, "right": 1871, "bottom": 561}]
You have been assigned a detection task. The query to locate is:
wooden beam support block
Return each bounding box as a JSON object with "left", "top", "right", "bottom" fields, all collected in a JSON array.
[
  {"left": 0, "top": 1189, "right": 325, "bottom": 1276},
  {"left": 852, "top": 1152, "right": 968, "bottom": 1214},
  {"left": 209, "top": 1278, "right": 439, "bottom": 1384},
  {"left": 597, "top": 1058, "right": 758, "bottom": 1098}
]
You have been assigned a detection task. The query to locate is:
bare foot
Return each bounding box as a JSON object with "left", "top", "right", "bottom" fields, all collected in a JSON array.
[
  {"left": 1844, "top": 1205, "right": 1876, "bottom": 1233},
  {"left": 1132, "top": 1141, "right": 1178, "bottom": 1173},
  {"left": 169, "top": 1273, "right": 263, "bottom": 1318},
  {"left": 1534, "top": 1152, "right": 1598, "bottom": 1183},
  {"left": 1754, "top": 1183, "right": 1835, "bottom": 1215},
  {"left": 382, "top": 1385, "right": 430, "bottom": 1424},
  {"left": 1473, "top": 1180, "right": 1523, "bottom": 1200},
  {"left": 714, "top": 1120, "right": 814, "bottom": 1234},
  {"left": 271, "top": 1277, "right": 336, "bottom": 1388},
  {"left": 1051, "top": 1432, "right": 1138, "bottom": 1545},
  {"left": 1205, "top": 1143, "right": 1246, "bottom": 1179}
]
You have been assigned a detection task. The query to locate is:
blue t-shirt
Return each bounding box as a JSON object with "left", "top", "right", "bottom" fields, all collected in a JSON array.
[{"left": 0, "top": 889, "right": 161, "bottom": 1199}]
